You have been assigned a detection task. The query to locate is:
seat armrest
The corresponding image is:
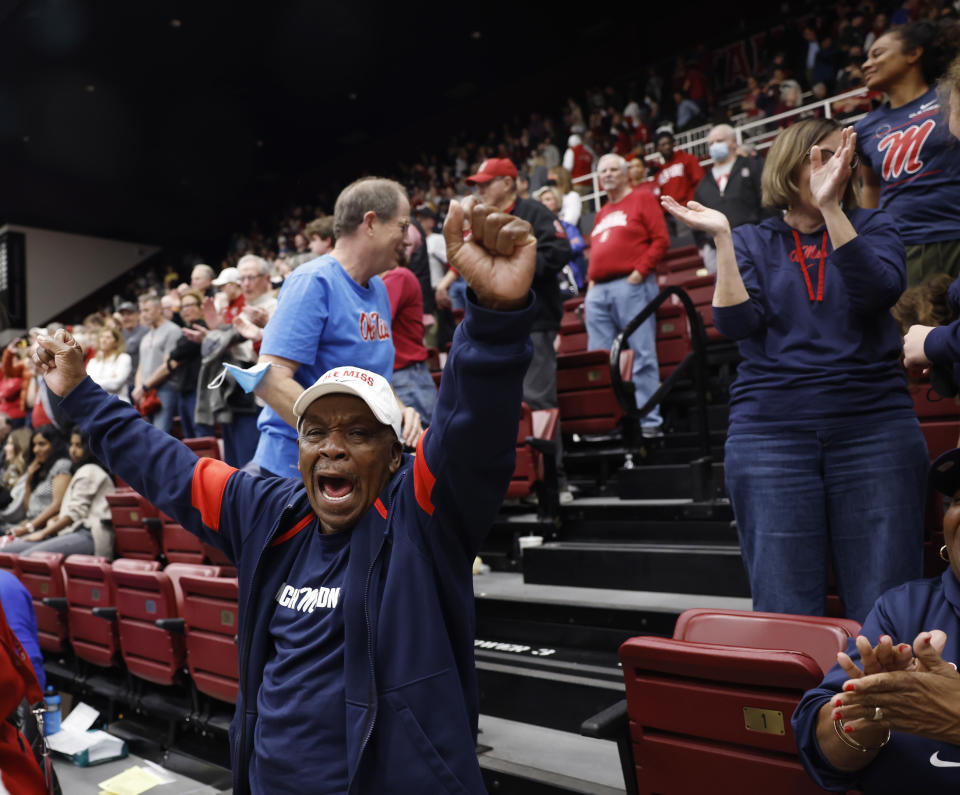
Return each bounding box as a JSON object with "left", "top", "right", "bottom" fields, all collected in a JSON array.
[
  {"left": 525, "top": 436, "right": 555, "bottom": 456},
  {"left": 91, "top": 606, "right": 118, "bottom": 621},
  {"left": 143, "top": 517, "right": 162, "bottom": 532},
  {"left": 580, "top": 699, "right": 627, "bottom": 739},
  {"left": 154, "top": 617, "right": 185, "bottom": 634},
  {"left": 41, "top": 597, "right": 67, "bottom": 610}
]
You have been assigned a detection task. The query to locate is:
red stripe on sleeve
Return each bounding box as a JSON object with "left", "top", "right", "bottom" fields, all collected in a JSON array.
[
  {"left": 190, "top": 458, "right": 238, "bottom": 532},
  {"left": 374, "top": 499, "right": 387, "bottom": 519},
  {"left": 270, "top": 514, "right": 314, "bottom": 547},
  {"left": 413, "top": 430, "right": 436, "bottom": 516}
]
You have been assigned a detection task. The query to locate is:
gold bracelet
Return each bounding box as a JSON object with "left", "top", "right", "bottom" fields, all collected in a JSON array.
[{"left": 834, "top": 718, "right": 891, "bottom": 752}]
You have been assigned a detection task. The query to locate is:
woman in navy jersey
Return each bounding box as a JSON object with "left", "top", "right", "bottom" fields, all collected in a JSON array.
[
  {"left": 662, "top": 119, "right": 928, "bottom": 624},
  {"left": 856, "top": 19, "right": 960, "bottom": 286}
]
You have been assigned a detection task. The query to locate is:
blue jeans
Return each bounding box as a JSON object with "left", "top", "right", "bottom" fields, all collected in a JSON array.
[
  {"left": 584, "top": 275, "right": 662, "bottom": 427},
  {"left": 724, "top": 416, "right": 928, "bottom": 623},
  {"left": 176, "top": 390, "right": 198, "bottom": 439},
  {"left": 449, "top": 278, "right": 468, "bottom": 312},
  {"left": 392, "top": 361, "right": 437, "bottom": 425},
  {"left": 151, "top": 385, "right": 180, "bottom": 435}
]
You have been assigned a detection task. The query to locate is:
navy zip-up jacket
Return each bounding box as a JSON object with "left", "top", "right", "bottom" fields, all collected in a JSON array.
[
  {"left": 792, "top": 571, "right": 960, "bottom": 792},
  {"left": 58, "top": 293, "right": 535, "bottom": 794},
  {"left": 713, "top": 209, "right": 915, "bottom": 434}
]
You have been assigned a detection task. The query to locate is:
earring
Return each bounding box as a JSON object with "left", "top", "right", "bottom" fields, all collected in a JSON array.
[{"left": 941, "top": 545, "right": 950, "bottom": 562}]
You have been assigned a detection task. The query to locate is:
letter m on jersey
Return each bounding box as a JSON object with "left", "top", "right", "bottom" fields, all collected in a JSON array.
[{"left": 877, "top": 119, "right": 936, "bottom": 180}]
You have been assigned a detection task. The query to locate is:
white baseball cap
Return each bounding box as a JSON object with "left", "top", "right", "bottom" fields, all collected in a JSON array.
[
  {"left": 212, "top": 267, "right": 241, "bottom": 286},
  {"left": 293, "top": 367, "right": 402, "bottom": 439}
]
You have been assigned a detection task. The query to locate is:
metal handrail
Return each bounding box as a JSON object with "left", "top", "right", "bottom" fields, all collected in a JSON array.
[{"left": 609, "top": 286, "right": 711, "bottom": 458}]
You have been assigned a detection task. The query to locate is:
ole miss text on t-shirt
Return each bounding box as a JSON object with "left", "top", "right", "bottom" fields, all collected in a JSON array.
[
  {"left": 855, "top": 87, "right": 960, "bottom": 245},
  {"left": 588, "top": 188, "right": 670, "bottom": 282}
]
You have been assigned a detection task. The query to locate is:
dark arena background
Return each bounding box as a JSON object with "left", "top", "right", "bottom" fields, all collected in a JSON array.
[{"left": 1, "top": 0, "right": 958, "bottom": 793}]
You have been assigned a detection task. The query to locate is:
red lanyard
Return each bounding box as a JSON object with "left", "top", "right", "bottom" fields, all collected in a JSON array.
[{"left": 791, "top": 229, "right": 828, "bottom": 302}]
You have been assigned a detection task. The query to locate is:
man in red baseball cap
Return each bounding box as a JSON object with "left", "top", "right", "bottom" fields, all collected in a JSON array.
[{"left": 464, "top": 158, "right": 518, "bottom": 185}]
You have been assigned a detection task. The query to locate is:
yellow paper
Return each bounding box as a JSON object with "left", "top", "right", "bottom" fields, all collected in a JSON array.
[{"left": 97, "top": 766, "right": 167, "bottom": 795}]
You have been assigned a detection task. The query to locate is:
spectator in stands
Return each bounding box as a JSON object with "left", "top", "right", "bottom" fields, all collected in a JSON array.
[
  {"left": 0, "top": 570, "right": 44, "bottom": 690},
  {"left": 662, "top": 119, "right": 927, "bottom": 623},
  {"left": 230, "top": 255, "right": 279, "bottom": 346},
  {"left": 774, "top": 79, "right": 804, "bottom": 123},
  {"left": 3, "top": 426, "right": 72, "bottom": 538},
  {"left": 461, "top": 158, "right": 571, "bottom": 440},
  {"left": 655, "top": 132, "right": 705, "bottom": 235},
  {"left": 250, "top": 177, "right": 422, "bottom": 478},
  {"left": 546, "top": 165, "right": 581, "bottom": 226},
  {"left": 692, "top": 124, "right": 769, "bottom": 273},
  {"left": 0, "top": 600, "right": 46, "bottom": 795},
  {"left": 813, "top": 35, "right": 844, "bottom": 92},
  {"left": 117, "top": 300, "right": 146, "bottom": 400},
  {"left": 0, "top": 428, "right": 30, "bottom": 511},
  {"left": 674, "top": 91, "right": 705, "bottom": 131},
  {"left": 160, "top": 293, "right": 181, "bottom": 325},
  {"left": 741, "top": 76, "right": 766, "bottom": 119},
  {"left": 381, "top": 260, "right": 436, "bottom": 425},
  {"left": 856, "top": 19, "right": 960, "bottom": 285},
  {"left": 562, "top": 134, "right": 595, "bottom": 185},
  {"left": 626, "top": 157, "right": 656, "bottom": 193},
  {"left": 535, "top": 186, "right": 587, "bottom": 289},
  {"left": 132, "top": 294, "right": 182, "bottom": 433},
  {"left": 207, "top": 267, "right": 245, "bottom": 327},
  {"left": 414, "top": 205, "right": 448, "bottom": 291},
  {"left": 34, "top": 198, "right": 537, "bottom": 795},
  {"left": 4, "top": 428, "right": 113, "bottom": 557},
  {"left": 586, "top": 153, "right": 670, "bottom": 436},
  {"left": 190, "top": 263, "right": 216, "bottom": 296},
  {"left": 0, "top": 341, "right": 27, "bottom": 429},
  {"left": 86, "top": 327, "right": 132, "bottom": 403},
  {"left": 287, "top": 217, "right": 334, "bottom": 270},
  {"left": 163, "top": 289, "right": 206, "bottom": 439},
  {"left": 792, "top": 449, "right": 960, "bottom": 791}
]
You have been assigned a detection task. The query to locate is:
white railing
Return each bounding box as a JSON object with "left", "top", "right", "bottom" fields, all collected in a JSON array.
[{"left": 572, "top": 87, "right": 871, "bottom": 214}]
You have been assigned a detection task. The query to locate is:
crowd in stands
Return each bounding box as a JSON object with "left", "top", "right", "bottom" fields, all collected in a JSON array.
[{"left": 7, "top": 2, "right": 960, "bottom": 792}]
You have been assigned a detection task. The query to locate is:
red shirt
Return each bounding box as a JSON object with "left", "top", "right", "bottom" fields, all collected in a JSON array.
[
  {"left": 570, "top": 144, "right": 595, "bottom": 180},
  {"left": 588, "top": 188, "right": 670, "bottom": 282},
  {"left": 381, "top": 266, "right": 428, "bottom": 371},
  {"left": 656, "top": 150, "right": 705, "bottom": 205}
]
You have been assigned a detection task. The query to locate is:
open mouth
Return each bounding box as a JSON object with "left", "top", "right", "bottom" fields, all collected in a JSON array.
[{"left": 318, "top": 476, "right": 355, "bottom": 502}]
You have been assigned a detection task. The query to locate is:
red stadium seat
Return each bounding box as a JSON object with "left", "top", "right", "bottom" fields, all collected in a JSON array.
[
  {"left": 558, "top": 297, "right": 588, "bottom": 355},
  {"left": 921, "top": 420, "right": 960, "bottom": 462},
  {"left": 17, "top": 551, "right": 68, "bottom": 652},
  {"left": 557, "top": 349, "right": 635, "bottom": 434},
  {"left": 669, "top": 273, "right": 723, "bottom": 341},
  {"left": 112, "top": 560, "right": 219, "bottom": 686},
  {"left": 507, "top": 404, "right": 560, "bottom": 501},
  {"left": 63, "top": 554, "right": 120, "bottom": 668},
  {"left": 0, "top": 551, "right": 18, "bottom": 576},
  {"left": 911, "top": 382, "right": 960, "bottom": 420},
  {"left": 108, "top": 491, "right": 162, "bottom": 561},
  {"left": 597, "top": 610, "right": 860, "bottom": 795},
  {"left": 656, "top": 304, "right": 693, "bottom": 380},
  {"left": 161, "top": 514, "right": 206, "bottom": 565},
  {"left": 182, "top": 436, "right": 222, "bottom": 461},
  {"left": 179, "top": 574, "right": 240, "bottom": 704}
]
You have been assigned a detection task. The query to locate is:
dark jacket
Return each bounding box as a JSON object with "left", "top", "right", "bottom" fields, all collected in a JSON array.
[
  {"left": 511, "top": 197, "right": 572, "bottom": 332},
  {"left": 60, "top": 293, "right": 535, "bottom": 795},
  {"left": 692, "top": 156, "right": 771, "bottom": 248}
]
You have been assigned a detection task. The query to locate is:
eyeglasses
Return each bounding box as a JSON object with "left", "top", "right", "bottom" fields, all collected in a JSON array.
[
  {"left": 809, "top": 148, "right": 860, "bottom": 169},
  {"left": 180, "top": 301, "right": 200, "bottom": 308}
]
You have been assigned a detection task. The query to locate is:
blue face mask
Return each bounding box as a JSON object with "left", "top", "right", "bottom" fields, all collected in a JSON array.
[
  {"left": 208, "top": 361, "right": 272, "bottom": 393},
  {"left": 708, "top": 142, "right": 730, "bottom": 162}
]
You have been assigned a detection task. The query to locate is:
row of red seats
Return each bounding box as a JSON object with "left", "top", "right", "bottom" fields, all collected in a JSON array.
[
  {"left": 0, "top": 551, "right": 240, "bottom": 705},
  {"left": 584, "top": 608, "right": 861, "bottom": 795}
]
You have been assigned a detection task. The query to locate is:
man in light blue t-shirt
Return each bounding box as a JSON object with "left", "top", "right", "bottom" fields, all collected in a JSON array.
[{"left": 251, "top": 178, "right": 423, "bottom": 477}]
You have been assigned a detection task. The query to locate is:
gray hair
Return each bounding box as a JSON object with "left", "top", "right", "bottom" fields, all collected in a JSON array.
[
  {"left": 333, "top": 177, "right": 407, "bottom": 239},
  {"left": 237, "top": 254, "right": 270, "bottom": 276},
  {"left": 598, "top": 153, "right": 628, "bottom": 173},
  {"left": 192, "top": 263, "right": 215, "bottom": 280},
  {"left": 709, "top": 124, "right": 736, "bottom": 141}
]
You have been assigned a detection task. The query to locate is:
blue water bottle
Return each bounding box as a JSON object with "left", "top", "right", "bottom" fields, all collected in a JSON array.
[{"left": 43, "top": 685, "right": 60, "bottom": 736}]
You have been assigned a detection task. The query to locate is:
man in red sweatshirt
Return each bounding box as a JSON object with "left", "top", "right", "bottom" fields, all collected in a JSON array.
[
  {"left": 655, "top": 131, "right": 705, "bottom": 237},
  {"left": 586, "top": 153, "right": 670, "bottom": 435}
]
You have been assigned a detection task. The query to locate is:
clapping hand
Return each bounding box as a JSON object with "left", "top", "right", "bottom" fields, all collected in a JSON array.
[
  {"left": 442, "top": 197, "right": 536, "bottom": 312},
  {"left": 661, "top": 196, "right": 731, "bottom": 238},
  {"left": 810, "top": 126, "right": 857, "bottom": 210}
]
